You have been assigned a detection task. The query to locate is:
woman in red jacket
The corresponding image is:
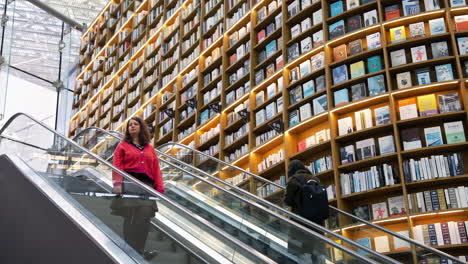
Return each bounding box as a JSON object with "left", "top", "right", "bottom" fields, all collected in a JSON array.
[{"left": 112, "top": 116, "right": 164, "bottom": 259}]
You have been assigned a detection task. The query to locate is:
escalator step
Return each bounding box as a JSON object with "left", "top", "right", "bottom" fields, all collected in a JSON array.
[{"left": 147, "top": 251, "right": 189, "bottom": 264}]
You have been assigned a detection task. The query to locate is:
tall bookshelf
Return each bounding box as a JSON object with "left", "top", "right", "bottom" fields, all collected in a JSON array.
[{"left": 71, "top": 0, "right": 468, "bottom": 262}]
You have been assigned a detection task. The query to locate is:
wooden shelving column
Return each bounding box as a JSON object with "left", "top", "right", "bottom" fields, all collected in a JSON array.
[{"left": 70, "top": 0, "right": 468, "bottom": 262}]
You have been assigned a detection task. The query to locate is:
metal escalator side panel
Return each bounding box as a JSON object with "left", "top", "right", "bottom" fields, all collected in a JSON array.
[{"left": 0, "top": 154, "right": 140, "bottom": 264}]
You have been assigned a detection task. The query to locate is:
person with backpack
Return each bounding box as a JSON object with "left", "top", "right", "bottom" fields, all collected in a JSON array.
[{"left": 284, "top": 159, "right": 329, "bottom": 264}]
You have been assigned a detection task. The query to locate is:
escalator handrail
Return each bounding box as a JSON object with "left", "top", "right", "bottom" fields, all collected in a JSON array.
[
  {"left": 156, "top": 142, "right": 463, "bottom": 263},
  {"left": 0, "top": 113, "right": 278, "bottom": 264},
  {"left": 73, "top": 127, "right": 400, "bottom": 264}
]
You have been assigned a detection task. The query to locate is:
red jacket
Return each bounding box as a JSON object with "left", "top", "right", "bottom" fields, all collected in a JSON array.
[{"left": 112, "top": 141, "right": 164, "bottom": 194}]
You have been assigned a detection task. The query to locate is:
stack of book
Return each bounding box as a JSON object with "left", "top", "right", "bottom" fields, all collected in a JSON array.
[
  {"left": 340, "top": 163, "right": 399, "bottom": 195},
  {"left": 403, "top": 153, "right": 464, "bottom": 182}
]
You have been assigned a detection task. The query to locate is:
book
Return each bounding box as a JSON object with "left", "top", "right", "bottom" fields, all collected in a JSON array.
[
  {"left": 385, "top": 5, "right": 400, "bottom": 20},
  {"left": 374, "top": 236, "right": 390, "bottom": 253},
  {"left": 431, "top": 41, "right": 449, "bottom": 58},
  {"left": 338, "top": 116, "right": 353, "bottom": 135},
  {"left": 402, "top": 0, "right": 420, "bottom": 16},
  {"left": 299, "top": 103, "right": 312, "bottom": 121},
  {"left": 399, "top": 97, "right": 418, "bottom": 120},
  {"left": 300, "top": 37, "right": 312, "bottom": 53},
  {"left": 388, "top": 195, "right": 406, "bottom": 216},
  {"left": 291, "top": 24, "right": 301, "bottom": 39},
  {"left": 417, "top": 94, "right": 438, "bottom": 116},
  {"left": 310, "top": 52, "right": 325, "bottom": 71},
  {"left": 379, "top": 135, "right": 395, "bottom": 155},
  {"left": 313, "top": 94, "right": 328, "bottom": 114},
  {"left": 424, "top": 0, "right": 440, "bottom": 11},
  {"left": 350, "top": 61, "right": 365, "bottom": 78},
  {"left": 351, "top": 83, "right": 367, "bottom": 101},
  {"left": 329, "top": 20, "right": 346, "bottom": 39},
  {"left": 372, "top": 202, "right": 389, "bottom": 220},
  {"left": 257, "top": 29, "right": 266, "bottom": 43},
  {"left": 333, "top": 44, "right": 347, "bottom": 62},
  {"left": 287, "top": 0, "right": 300, "bottom": 17},
  {"left": 265, "top": 40, "right": 277, "bottom": 58},
  {"left": 415, "top": 67, "right": 431, "bottom": 85},
  {"left": 355, "top": 109, "right": 373, "bottom": 130},
  {"left": 347, "top": 0, "right": 359, "bottom": 10},
  {"left": 424, "top": 126, "right": 444, "bottom": 146},
  {"left": 396, "top": 72, "right": 412, "bottom": 89},
  {"left": 302, "top": 80, "right": 315, "bottom": 98},
  {"left": 334, "top": 88, "right": 349, "bottom": 107},
  {"left": 409, "top": 22, "right": 426, "bottom": 39},
  {"left": 401, "top": 127, "right": 422, "bottom": 150},
  {"left": 299, "top": 60, "right": 311, "bottom": 77},
  {"left": 450, "top": 0, "right": 466, "bottom": 7},
  {"left": 444, "top": 121, "right": 466, "bottom": 144},
  {"left": 394, "top": 231, "right": 411, "bottom": 250},
  {"left": 287, "top": 43, "right": 300, "bottom": 61},
  {"left": 301, "top": 17, "right": 312, "bottom": 30},
  {"left": 411, "top": 45, "right": 428, "bottom": 62},
  {"left": 438, "top": 93, "right": 461, "bottom": 113},
  {"left": 374, "top": 105, "right": 391, "bottom": 125},
  {"left": 313, "top": 10, "right": 322, "bottom": 25},
  {"left": 289, "top": 67, "right": 300, "bottom": 83},
  {"left": 367, "top": 74, "right": 385, "bottom": 96},
  {"left": 364, "top": 9, "right": 378, "bottom": 27},
  {"left": 266, "top": 83, "right": 277, "bottom": 99},
  {"left": 457, "top": 37, "right": 468, "bottom": 55},
  {"left": 435, "top": 64, "right": 454, "bottom": 82},
  {"left": 455, "top": 15, "right": 468, "bottom": 32},
  {"left": 366, "top": 32, "right": 381, "bottom": 49},
  {"left": 256, "top": 109, "right": 266, "bottom": 126},
  {"left": 356, "top": 138, "right": 376, "bottom": 160},
  {"left": 257, "top": 6, "right": 267, "bottom": 22},
  {"left": 256, "top": 91, "right": 265, "bottom": 106},
  {"left": 315, "top": 75, "right": 326, "bottom": 91},
  {"left": 429, "top": 18, "right": 446, "bottom": 35},
  {"left": 266, "top": 23, "right": 276, "bottom": 35},
  {"left": 347, "top": 15, "right": 362, "bottom": 32},
  {"left": 332, "top": 65, "right": 348, "bottom": 85},
  {"left": 265, "top": 63, "right": 275, "bottom": 77},
  {"left": 367, "top": 56, "right": 382, "bottom": 73},
  {"left": 289, "top": 109, "right": 299, "bottom": 127},
  {"left": 390, "top": 49, "right": 407, "bottom": 67},
  {"left": 312, "top": 30, "right": 324, "bottom": 47},
  {"left": 340, "top": 145, "right": 355, "bottom": 164},
  {"left": 356, "top": 238, "right": 371, "bottom": 255},
  {"left": 265, "top": 102, "right": 277, "bottom": 120},
  {"left": 352, "top": 205, "right": 371, "bottom": 221},
  {"left": 276, "top": 55, "right": 284, "bottom": 69},
  {"left": 349, "top": 39, "right": 363, "bottom": 55},
  {"left": 330, "top": 1, "right": 344, "bottom": 17},
  {"left": 289, "top": 86, "right": 303, "bottom": 104},
  {"left": 390, "top": 26, "right": 407, "bottom": 43}
]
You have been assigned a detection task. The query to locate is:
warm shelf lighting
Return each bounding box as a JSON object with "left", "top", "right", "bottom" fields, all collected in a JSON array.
[
  {"left": 382, "top": 10, "right": 445, "bottom": 27},
  {"left": 330, "top": 94, "right": 388, "bottom": 114},
  {"left": 391, "top": 81, "right": 459, "bottom": 96},
  {"left": 222, "top": 92, "right": 250, "bottom": 114},
  {"left": 286, "top": 112, "right": 328, "bottom": 134},
  {"left": 326, "top": 24, "right": 380, "bottom": 47}
]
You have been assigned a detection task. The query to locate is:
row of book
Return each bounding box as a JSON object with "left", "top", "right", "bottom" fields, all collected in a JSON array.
[
  {"left": 255, "top": 129, "right": 280, "bottom": 147},
  {"left": 226, "top": 81, "right": 249, "bottom": 107},
  {"left": 225, "top": 143, "right": 248, "bottom": 163},
  {"left": 290, "top": 10, "right": 322, "bottom": 40},
  {"left": 352, "top": 195, "right": 406, "bottom": 222},
  {"left": 414, "top": 221, "right": 468, "bottom": 247},
  {"left": 257, "top": 175, "right": 286, "bottom": 198},
  {"left": 340, "top": 135, "right": 396, "bottom": 165},
  {"left": 391, "top": 44, "right": 451, "bottom": 69},
  {"left": 227, "top": 100, "right": 249, "bottom": 126},
  {"left": 385, "top": 1, "right": 467, "bottom": 21},
  {"left": 340, "top": 163, "right": 400, "bottom": 196},
  {"left": 308, "top": 155, "right": 332, "bottom": 176},
  {"left": 198, "top": 142, "right": 219, "bottom": 163},
  {"left": 389, "top": 18, "right": 446, "bottom": 45},
  {"left": 333, "top": 76, "right": 385, "bottom": 108},
  {"left": 199, "top": 105, "right": 218, "bottom": 125},
  {"left": 255, "top": 77, "right": 283, "bottom": 107},
  {"left": 255, "top": 54, "right": 283, "bottom": 86},
  {"left": 403, "top": 153, "right": 464, "bottom": 182},
  {"left": 408, "top": 186, "right": 468, "bottom": 214},
  {"left": 398, "top": 92, "right": 461, "bottom": 120},
  {"left": 356, "top": 231, "right": 410, "bottom": 255},
  {"left": 255, "top": 98, "right": 283, "bottom": 126},
  {"left": 296, "top": 129, "right": 331, "bottom": 152},
  {"left": 289, "top": 74, "right": 325, "bottom": 105},
  {"left": 330, "top": 0, "right": 375, "bottom": 17},
  {"left": 257, "top": 0, "right": 280, "bottom": 24},
  {"left": 229, "top": 40, "right": 250, "bottom": 66},
  {"left": 338, "top": 106, "right": 391, "bottom": 136},
  {"left": 227, "top": 2, "right": 248, "bottom": 28},
  {"left": 288, "top": 94, "right": 327, "bottom": 127},
  {"left": 225, "top": 123, "right": 249, "bottom": 146},
  {"left": 257, "top": 149, "right": 284, "bottom": 172},
  {"left": 203, "top": 65, "right": 221, "bottom": 87},
  {"left": 401, "top": 121, "right": 466, "bottom": 151},
  {"left": 288, "top": 52, "right": 324, "bottom": 79},
  {"left": 177, "top": 124, "right": 196, "bottom": 141},
  {"left": 228, "top": 23, "right": 250, "bottom": 48},
  {"left": 203, "top": 84, "right": 221, "bottom": 106},
  {"left": 225, "top": 171, "right": 249, "bottom": 186},
  {"left": 228, "top": 59, "right": 250, "bottom": 86},
  {"left": 199, "top": 124, "right": 220, "bottom": 145}
]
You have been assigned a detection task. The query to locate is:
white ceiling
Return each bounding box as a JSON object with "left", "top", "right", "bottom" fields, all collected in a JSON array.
[{"left": 1, "top": 0, "right": 107, "bottom": 88}]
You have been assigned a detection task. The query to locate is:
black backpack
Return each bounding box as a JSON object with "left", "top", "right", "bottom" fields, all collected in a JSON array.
[{"left": 293, "top": 175, "right": 329, "bottom": 223}]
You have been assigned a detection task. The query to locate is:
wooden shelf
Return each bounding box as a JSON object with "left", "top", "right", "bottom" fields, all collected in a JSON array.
[
  {"left": 389, "top": 56, "right": 456, "bottom": 74},
  {"left": 224, "top": 133, "right": 249, "bottom": 153},
  {"left": 291, "top": 140, "right": 332, "bottom": 161},
  {"left": 341, "top": 184, "right": 403, "bottom": 201},
  {"left": 396, "top": 111, "right": 466, "bottom": 128},
  {"left": 405, "top": 175, "right": 468, "bottom": 190},
  {"left": 252, "top": 134, "right": 283, "bottom": 155},
  {"left": 254, "top": 7, "right": 281, "bottom": 32},
  {"left": 258, "top": 160, "right": 285, "bottom": 179},
  {"left": 331, "top": 70, "right": 386, "bottom": 91},
  {"left": 401, "top": 142, "right": 468, "bottom": 158},
  {"left": 335, "top": 124, "right": 393, "bottom": 143}
]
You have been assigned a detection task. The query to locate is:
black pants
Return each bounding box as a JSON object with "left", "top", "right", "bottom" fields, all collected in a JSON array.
[{"left": 117, "top": 172, "right": 156, "bottom": 254}]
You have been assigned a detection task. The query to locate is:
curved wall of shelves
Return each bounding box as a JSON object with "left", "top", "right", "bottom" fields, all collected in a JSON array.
[{"left": 71, "top": 0, "right": 468, "bottom": 262}]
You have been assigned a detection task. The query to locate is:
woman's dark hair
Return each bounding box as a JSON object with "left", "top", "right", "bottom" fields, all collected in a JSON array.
[{"left": 124, "top": 116, "right": 151, "bottom": 146}]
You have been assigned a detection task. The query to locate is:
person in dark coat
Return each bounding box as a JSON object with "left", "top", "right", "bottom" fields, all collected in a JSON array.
[{"left": 284, "top": 159, "right": 327, "bottom": 264}]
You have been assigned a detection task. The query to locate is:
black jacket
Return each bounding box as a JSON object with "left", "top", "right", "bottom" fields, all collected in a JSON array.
[{"left": 284, "top": 169, "right": 320, "bottom": 215}]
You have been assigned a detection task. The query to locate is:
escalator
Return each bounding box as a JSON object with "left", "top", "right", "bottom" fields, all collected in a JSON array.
[
  {"left": 74, "top": 126, "right": 465, "bottom": 264},
  {"left": 0, "top": 113, "right": 378, "bottom": 264}
]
